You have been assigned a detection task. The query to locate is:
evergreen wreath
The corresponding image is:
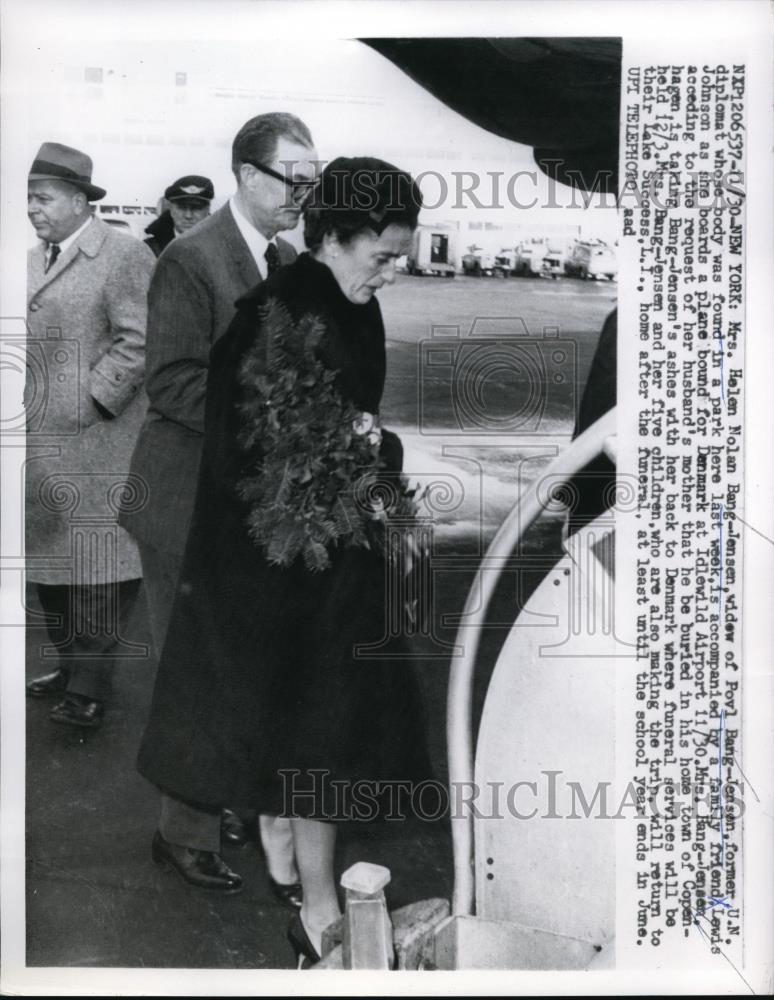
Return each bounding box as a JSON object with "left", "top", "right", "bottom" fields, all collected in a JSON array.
[{"left": 235, "top": 298, "right": 416, "bottom": 572}]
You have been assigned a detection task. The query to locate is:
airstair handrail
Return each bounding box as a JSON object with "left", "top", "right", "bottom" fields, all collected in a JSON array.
[{"left": 447, "top": 408, "right": 618, "bottom": 915}]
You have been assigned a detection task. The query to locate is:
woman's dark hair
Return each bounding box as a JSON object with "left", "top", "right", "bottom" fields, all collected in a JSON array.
[{"left": 304, "top": 156, "right": 422, "bottom": 251}]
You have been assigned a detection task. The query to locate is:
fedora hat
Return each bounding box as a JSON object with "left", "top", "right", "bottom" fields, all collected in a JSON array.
[{"left": 28, "top": 142, "right": 106, "bottom": 201}]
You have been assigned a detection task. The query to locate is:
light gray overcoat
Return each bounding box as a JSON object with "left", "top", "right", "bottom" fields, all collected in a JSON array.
[{"left": 25, "top": 218, "right": 155, "bottom": 584}]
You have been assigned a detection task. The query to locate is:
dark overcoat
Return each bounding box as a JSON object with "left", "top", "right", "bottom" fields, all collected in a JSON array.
[
  {"left": 137, "top": 254, "right": 429, "bottom": 817},
  {"left": 143, "top": 210, "right": 176, "bottom": 258}
]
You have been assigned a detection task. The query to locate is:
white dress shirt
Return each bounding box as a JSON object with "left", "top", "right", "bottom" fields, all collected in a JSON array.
[
  {"left": 47, "top": 215, "right": 93, "bottom": 268},
  {"left": 228, "top": 197, "right": 277, "bottom": 280}
]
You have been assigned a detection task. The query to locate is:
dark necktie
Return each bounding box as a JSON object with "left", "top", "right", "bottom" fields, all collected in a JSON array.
[
  {"left": 264, "top": 242, "right": 280, "bottom": 277},
  {"left": 45, "top": 243, "right": 61, "bottom": 273}
]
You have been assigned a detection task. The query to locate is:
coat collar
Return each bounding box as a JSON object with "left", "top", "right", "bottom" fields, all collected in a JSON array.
[
  {"left": 235, "top": 252, "right": 379, "bottom": 328},
  {"left": 28, "top": 217, "right": 109, "bottom": 300},
  {"left": 216, "top": 202, "right": 295, "bottom": 284},
  {"left": 217, "top": 203, "right": 261, "bottom": 288},
  {"left": 70, "top": 216, "right": 109, "bottom": 258}
]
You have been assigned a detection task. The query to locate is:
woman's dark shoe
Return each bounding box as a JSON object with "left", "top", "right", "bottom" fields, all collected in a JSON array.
[
  {"left": 221, "top": 808, "right": 249, "bottom": 847},
  {"left": 151, "top": 831, "right": 243, "bottom": 893},
  {"left": 287, "top": 912, "right": 320, "bottom": 969},
  {"left": 27, "top": 667, "right": 70, "bottom": 698},
  {"left": 269, "top": 875, "right": 303, "bottom": 911}
]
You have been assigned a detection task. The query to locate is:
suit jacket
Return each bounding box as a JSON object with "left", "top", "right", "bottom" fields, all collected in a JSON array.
[
  {"left": 121, "top": 202, "right": 296, "bottom": 557},
  {"left": 25, "top": 218, "right": 155, "bottom": 584}
]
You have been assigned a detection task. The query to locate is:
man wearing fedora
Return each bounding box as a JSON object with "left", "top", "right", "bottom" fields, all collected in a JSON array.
[
  {"left": 143, "top": 175, "right": 214, "bottom": 258},
  {"left": 25, "top": 142, "right": 155, "bottom": 729},
  {"left": 123, "top": 113, "right": 318, "bottom": 898}
]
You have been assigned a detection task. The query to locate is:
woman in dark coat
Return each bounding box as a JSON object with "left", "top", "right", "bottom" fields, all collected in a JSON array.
[{"left": 138, "top": 157, "right": 429, "bottom": 963}]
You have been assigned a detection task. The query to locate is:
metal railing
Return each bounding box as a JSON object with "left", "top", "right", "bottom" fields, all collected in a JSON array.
[{"left": 446, "top": 408, "right": 618, "bottom": 915}]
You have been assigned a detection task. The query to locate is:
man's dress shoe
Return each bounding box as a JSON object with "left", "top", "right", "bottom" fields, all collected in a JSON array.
[
  {"left": 221, "top": 808, "right": 249, "bottom": 847},
  {"left": 269, "top": 875, "right": 303, "bottom": 910},
  {"left": 151, "top": 831, "right": 243, "bottom": 893},
  {"left": 27, "top": 668, "right": 69, "bottom": 699},
  {"left": 49, "top": 694, "right": 104, "bottom": 729}
]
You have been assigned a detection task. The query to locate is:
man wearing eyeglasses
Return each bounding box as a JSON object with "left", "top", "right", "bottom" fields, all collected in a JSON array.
[{"left": 122, "top": 113, "right": 317, "bottom": 901}]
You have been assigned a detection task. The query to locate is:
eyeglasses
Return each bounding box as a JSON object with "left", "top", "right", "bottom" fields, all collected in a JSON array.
[{"left": 243, "top": 160, "right": 319, "bottom": 204}]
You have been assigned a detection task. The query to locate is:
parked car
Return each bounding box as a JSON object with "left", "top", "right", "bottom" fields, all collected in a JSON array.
[
  {"left": 493, "top": 249, "right": 517, "bottom": 277},
  {"left": 564, "top": 242, "right": 617, "bottom": 280},
  {"left": 462, "top": 249, "right": 495, "bottom": 276},
  {"left": 512, "top": 244, "right": 547, "bottom": 276},
  {"left": 540, "top": 249, "right": 565, "bottom": 279}
]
